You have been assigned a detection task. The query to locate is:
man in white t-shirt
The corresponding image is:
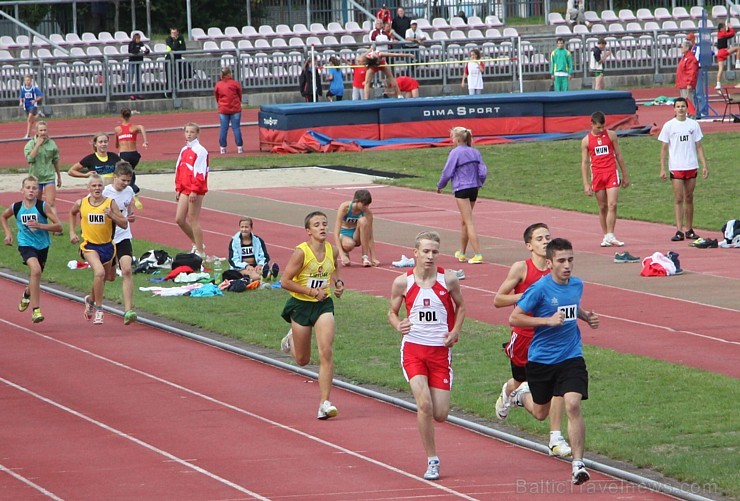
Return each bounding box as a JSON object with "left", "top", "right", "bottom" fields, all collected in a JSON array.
[
  {"left": 102, "top": 161, "right": 138, "bottom": 325},
  {"left": 405, "top": 21, "right": 427, "bottom": 44},
  {"left": 658, "top": 97, "right": 709, "bottom": 242}
]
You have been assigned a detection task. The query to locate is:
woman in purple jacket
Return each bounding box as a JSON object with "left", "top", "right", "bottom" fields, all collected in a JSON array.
[{"left": 436, "top": 127, "right": 488, "bottom": 264}]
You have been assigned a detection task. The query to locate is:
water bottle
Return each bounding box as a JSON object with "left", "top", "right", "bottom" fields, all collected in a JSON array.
[{"left": 214, "top": 257, "right": 222, "bottom": 281}]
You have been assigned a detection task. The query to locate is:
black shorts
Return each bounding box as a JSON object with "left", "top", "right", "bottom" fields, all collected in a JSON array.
[
  {"left": 525, "top": 356, "right": 588, "bottom": 405},
  {"left": 454, "top": 187, "right": 479, "bottom": 201},
  {"left": 119, "top": 150, "right": 141, "bottom": 169},
  {"left": 502, "top": 341, "right": 527, "bottom": 382},
  {"left": 19, "top": 246, "right": 49, "bottom": 271},
  {"left": 113, "top": 239, "right": 133, "bottom": 266}
]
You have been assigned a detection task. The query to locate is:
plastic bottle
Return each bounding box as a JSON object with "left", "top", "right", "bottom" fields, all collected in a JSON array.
[{"left": 214, "top": 257, "right": 222, "bottom": 281}]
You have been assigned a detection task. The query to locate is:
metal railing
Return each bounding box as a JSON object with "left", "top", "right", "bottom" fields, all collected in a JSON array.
[{"left": 0, "top": 28, "right": 732, "bottom": 105}]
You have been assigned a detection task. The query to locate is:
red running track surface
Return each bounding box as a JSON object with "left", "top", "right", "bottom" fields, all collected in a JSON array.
[{"left": 0, "top": 287, "right": 673, "bottom": 500}]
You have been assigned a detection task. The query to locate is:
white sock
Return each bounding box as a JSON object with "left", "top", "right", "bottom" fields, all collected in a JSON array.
[
  {"left": 428, "top": 456, "right": 439, "bottom": 464},
  {"left": 549, "top": 431, "right": 563, "bottom": 444}
]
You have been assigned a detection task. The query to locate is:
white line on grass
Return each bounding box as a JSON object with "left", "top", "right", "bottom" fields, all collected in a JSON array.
[{"left": 1, "top": 319, "right": 479, "bottom": 501}]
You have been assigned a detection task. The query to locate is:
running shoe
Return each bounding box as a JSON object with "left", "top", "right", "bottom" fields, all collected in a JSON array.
[
  {"left": 362, "top": 255, "right": 372, "bottom": 267},
  {"left": 93, "top": 309, "right": 104, "bottom": 325},
  {"left": 605, "top": 234, "right": 624, "bottom": 247},
  {"left": 19, "top": 292, "right": 30, "bottom": 312},
  {"left": 271, "top": 262, "right": 280, "bottom": 279},
  {"left": 685, "top": 229, "right": 701, "bottom": 240},
  {"left": 31, "top": 308, "right": 44, "bottom": 323},
  {"left": 123, "top": 310, "right": 138, "bottom": 325},
  {"left": 695, "top": 238, "right": 718, "bottom": 249},
  {"left": 280, "top": 329, "right": 293, "bottom": 354},
  {"left": 424, "top": 459, "right": 440, "bottom": 481},
  {"left": 454, "top": 251, "right": 467, "bottom": 262},
  {"left": 549, "top": 436, "right": 572, "bottom": 458},
  {"left": 83, "top": 295, "right": 94, "bottom": 320},
  {"left": 670, "top": 231, "right": 685, "bottom": 242},
  {"left": 508, "top": 381, "right": 530, "bottom": 408},
  {"left": 666, "top": 251, "right": 682, "bottom": 274},
  {"left": 392, "top": 255, "right": 414, "bottom": 267},
  {"left": 688, "top": 238, "right": 705, "bottom": 247},
  {"left": 715, "top": 82, "right": 722, "bottom": 91},
  {"left": 495, "top": 382, "right": 510, "bottom": 420},
  {"left": 572, "top": 461, "right": 590, "bottom": 485},
  {"left": 317, "top": 400, "right": 338, "bottom": 420},
  {"left": 467, "top": 254, "right": 483, "bottom": 264},
  {"left": 614, "top": 252, "right": 640, "bottom": 263},
  {"left": 220, "top": 147, "right": 227, "bottom": 154},
  {"left": 454, "top": 269, "right": 466, "bottom": 280},
  {"left": 262, "top": 264, "right": 271, "bottom": 279}
]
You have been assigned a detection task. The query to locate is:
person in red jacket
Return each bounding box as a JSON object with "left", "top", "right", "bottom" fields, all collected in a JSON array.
[
  {"left": 377, "top": 4, "right": 392, "bottom": 24},
  {"left": 214, "top": 67, "right": 243, "bottom": 155},
  {"left": 676, "top": 40, "right": 699, "bottom": 116},
  {"left": 175, "top": 123, "right": 209, "bottom": 258}
]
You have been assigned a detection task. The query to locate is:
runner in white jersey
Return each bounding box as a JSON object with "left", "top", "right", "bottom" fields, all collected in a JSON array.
[
  {"left": 388, "top": 230, "right": 465, "bottom": 482},
  {"left": 658, "top": 97, "right": 709, "bottom": 243},
  {"left": 102, "top": 161, "right": 138, "bottom": 325}
]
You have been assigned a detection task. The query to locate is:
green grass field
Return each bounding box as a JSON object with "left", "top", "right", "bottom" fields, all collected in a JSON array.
[{"left": 1, "top": 134, "right": 737, "bottom": 497}]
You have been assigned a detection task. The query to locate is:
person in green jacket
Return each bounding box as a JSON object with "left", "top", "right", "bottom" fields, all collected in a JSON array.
[{"left": 550, "top": 38, "right": 573, "bottom": 91}]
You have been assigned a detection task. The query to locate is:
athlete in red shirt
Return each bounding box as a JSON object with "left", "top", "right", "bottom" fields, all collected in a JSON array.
[
  {"left": 715, "top": 18, "right": 740, "bottom": 89},
  {"left": 580, "top": 111, "right": 630, "bottom": 247}
]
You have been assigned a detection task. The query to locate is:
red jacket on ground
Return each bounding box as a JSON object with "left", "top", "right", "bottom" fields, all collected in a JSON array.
[
  {"left": 214, "top": 76, "right": 243, "bottom": 114},
  {"left": 676, "top": 50, "right": 698, "bottom": 89}
]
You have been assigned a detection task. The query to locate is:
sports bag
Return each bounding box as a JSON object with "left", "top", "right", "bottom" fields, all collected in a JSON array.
[{"left": 172, "top": 252, "right": 202, "bottom": 271}]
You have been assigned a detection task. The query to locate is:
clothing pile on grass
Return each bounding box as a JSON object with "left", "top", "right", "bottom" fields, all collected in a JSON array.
[{"left": 642, "top": 96, "right": 676, "bottom": 107}]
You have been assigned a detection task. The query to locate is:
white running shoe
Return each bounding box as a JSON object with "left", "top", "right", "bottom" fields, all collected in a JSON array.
[
  {"left": 495, "top": 382, "right": 510, "bottom": 420},
  {"left": 572, "top": 461, "right": 590, "bottom": 485},
  {"left": 454, "top": 269, "right": 466, "bottom": 280},
  {"left": 317, "top": 400, "right": 338, "bottom": 420},
  {"left": 508, "top": 381, "right": 530, "bottom": 408},
  {"left": 549, "top": 436, "right": 572, "bottom": 458},
  {"left": 237, "top": 146, "right": 243, "bottom": 154},
  {"left": 606, "top": 234, "right": 624, "bottom": 247},
  {"left": 280, "top": 329, "right": 292, "bottom": 354},
  {"left": 424, "top": 459, "right": 440, "bottom": 480},
  {"left": 220, "top": 147, "right": 227, "bottom": 154},
  {"left": 392, "top": 255, "right": 415, "bottom": 267},
  {"left": 715, "top": 82, "right": 722, "bottom": 90},
  {"left": 93, "top": 309, "right": 104, "bottom": 325}
]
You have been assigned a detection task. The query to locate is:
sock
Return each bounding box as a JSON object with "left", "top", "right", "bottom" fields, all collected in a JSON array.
[
  {"left": 572, "top": 458, "right": 584, "bottom": 467},
  {"left": 549, "top": 431, "right": 563, "bottom": 444},
  {"left": 428, "top": 456, "right": 439, "bottom": 464}
]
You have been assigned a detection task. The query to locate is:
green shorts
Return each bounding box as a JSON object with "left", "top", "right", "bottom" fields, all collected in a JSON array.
[
  {"left": 281, "top": 296, "right": 334, "bottom": 326},
  {"left": 592, "top": 70, "right": 604, "bottom": 77}
]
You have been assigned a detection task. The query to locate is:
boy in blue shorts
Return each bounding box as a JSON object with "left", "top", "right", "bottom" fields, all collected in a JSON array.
[
  {"left": 508, "top": 238, "right": 599, "bottom": 485},
  {"left": 1, "top": 176, "right": 62, "bottom": 323}
]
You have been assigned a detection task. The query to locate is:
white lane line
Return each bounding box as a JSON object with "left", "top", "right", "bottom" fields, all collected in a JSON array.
[
  {"left": 1, "top": 320, "right": 478, "bottom": 500},
  {"left": 0, "top": 375, "right": 269, "bottom": 500},
  {"left": 597, "top": 313, "right": 740, "bottom": 346},
  {"left": 0, "top": 463, "right": 64, "bottom": 500}
]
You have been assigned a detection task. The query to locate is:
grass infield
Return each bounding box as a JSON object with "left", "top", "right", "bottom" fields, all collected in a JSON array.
[{"left": 0, "top": 225, "right": 737, "bottom": 498}]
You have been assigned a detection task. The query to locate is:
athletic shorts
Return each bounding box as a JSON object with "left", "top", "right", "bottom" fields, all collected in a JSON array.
[
  {"left": 25, "top": 107, "right": 38, "bottom": 116},
  {"left": 454, "top": 187, "right": 479, "bottom": 201},
  {"left": 119, "top": 150, "right": 141, "bottom": 169},
  {"left": 19, "top": 246, "right": 49, "bottom": 271},
  {"left": 592, "top": 70, "right": 604, "bottom": 77},
  {"left": 525, "top": 356, "right": 588, "bottom": 405},
  {"left": 113, "top": 238, "right": 133, "bottom": 266},
  {"left": 717, "top": 48, "right": 730, "bottom": 62},
  {"left": 80, "top": 241, "right": 115, "bottom": 264},
  {"left": 178, "top": 190, "right": 206, "bottom": 197},
  {"left": 503, "top": 331, "right": 533, "bottom": 369},
  {"left": 281, "top": 296, "right": 334, "bottom": 326},
  {"left": 591, "top": 169, "right": 620, "bottom": 192},
  {"left": 340, "top": 227, "right": 356, "bottom": 239},
  {"left": 670, "top": 169, "right": 698, "bottom": 180},
  {"left": 401, "top": 341, "right": 452, "bottom": 390}
]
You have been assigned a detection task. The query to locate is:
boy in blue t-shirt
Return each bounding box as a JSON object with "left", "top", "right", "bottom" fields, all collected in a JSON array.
[
  {"left": 19, "top": 75, "right": 44, "bottom": 139},
  {"left": 1, "top": 176, "right": 62, "bottom": 323},
  {"left": 508, "top": 238, "right": 599, "bottom": 486}
]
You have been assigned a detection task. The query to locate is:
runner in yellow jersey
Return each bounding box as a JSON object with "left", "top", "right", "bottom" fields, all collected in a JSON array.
[
  {"left": 69, "top": 173, "right": 128, "bottom": 325},
  {"left": 280, "top": 211, "right": 345, "bottom": 420}
]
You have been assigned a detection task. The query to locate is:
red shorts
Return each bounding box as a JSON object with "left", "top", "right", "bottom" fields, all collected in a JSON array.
[
  {"left": 401, "top": 341, "right": 452, "bottom": 390},
  {"left": 504, "top": 331, "right": 533, "bottom": 368},
  {"left": 717, "top": 48, "right": 730, "bottom": 62},
  {"left": 591, "top": 169, "right": 620, "bottom": 192},
  {"left": 670, "top": 169, "right": 698, "bottom": 180}
]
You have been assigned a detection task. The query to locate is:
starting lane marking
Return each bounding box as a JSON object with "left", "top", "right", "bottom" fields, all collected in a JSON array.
[
  {"left": 0, "top": 375, "right": 270, "bottom": 501},
  {"left": 1, "top": 319, "right": 479, "bottom": 500},
  {"left": 0, "top": 463, "right": 64, "bottom": 500}
]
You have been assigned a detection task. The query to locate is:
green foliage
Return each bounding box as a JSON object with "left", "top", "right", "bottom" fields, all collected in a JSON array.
[
  {"left": 0, "top": 219, "right": 737, "bottom": 498},
  {"left": 19, "top": 3, "right": 50, "bottom": 29}
]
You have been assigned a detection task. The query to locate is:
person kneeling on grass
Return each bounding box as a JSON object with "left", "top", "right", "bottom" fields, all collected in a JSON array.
[
  {"left": 227, "top": 216, "right": 278, "bottom": 281},
  {"left": 334, "top": 189, "right": 380, "bottom": 267},
  {"left": 1, "top": 175, "right": 62, "bottom": 323}
]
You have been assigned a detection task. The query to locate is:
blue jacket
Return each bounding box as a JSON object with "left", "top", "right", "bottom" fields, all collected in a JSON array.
[{"left": 228, "top": 232, "right": 270, "bottom": 269}]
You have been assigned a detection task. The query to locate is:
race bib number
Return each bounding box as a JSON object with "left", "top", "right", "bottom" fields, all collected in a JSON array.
[
  {"left": 308, "top": 278, "right": 328, "bottom": 289},
  {"left": 558, "top": 304, "right": 578, "bottom": 322},
  {"left": 416, "top": 308, "right": 439, "bottom": 324}
]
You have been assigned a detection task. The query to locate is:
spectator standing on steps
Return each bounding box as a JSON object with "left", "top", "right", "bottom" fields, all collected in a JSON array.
[{"left": 214, "top": 67, "right": 244, "bottom": 154}]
